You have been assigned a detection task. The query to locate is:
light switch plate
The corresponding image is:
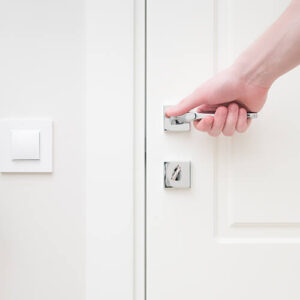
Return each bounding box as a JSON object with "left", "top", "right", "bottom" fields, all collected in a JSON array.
[{"left": 0, "top": 120, "right": 52, "bottom": 173}]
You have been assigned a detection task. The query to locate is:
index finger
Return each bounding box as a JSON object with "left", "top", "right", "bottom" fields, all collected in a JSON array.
[{"left": 165, "top": 89, "right": 208, "bottom": 117}]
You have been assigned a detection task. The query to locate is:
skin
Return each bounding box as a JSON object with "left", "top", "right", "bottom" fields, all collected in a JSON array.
[{"left": 165, "top": 0, "right": 300, "bottom": 136}]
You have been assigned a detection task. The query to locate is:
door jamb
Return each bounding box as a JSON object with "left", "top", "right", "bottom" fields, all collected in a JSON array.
[{"left": 85, "top": 0, "right": 146, "bottom": 299}]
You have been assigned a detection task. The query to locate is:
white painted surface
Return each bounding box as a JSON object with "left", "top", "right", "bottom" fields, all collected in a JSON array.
[
  {"left": 11, "top": 130, "right": 40, "bottom": 160},
  {"left": 0, "top": 0, "right": 137, "bottom": 298},
  {"left": 147, "top": 0, "right": 300, "bottom": 299},
  {"left": 0, "top": 0, "right": 85, "bottom": 299},
  {"left": 133, "top": 0, "right": 146, "bottom": 299},
  {"left": 0, "top": 120, "right": 52, "bottom": 172},
  {"left": 85, "top": 0, "right": 135, "bottom": 300},
  {"left": 0, "top": 0, "right": 137, "bottom": 299}
]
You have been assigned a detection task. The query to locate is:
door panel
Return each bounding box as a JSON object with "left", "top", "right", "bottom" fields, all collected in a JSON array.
[
  {"left": 216, "top": 0, "right": 300, "bottom": 239},
  {"left": 147, "top": 0, "right": 300, "bottom": 299}
]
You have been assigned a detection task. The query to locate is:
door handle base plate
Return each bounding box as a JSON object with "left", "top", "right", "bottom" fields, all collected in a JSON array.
[{"left": 163, "top": 106, "right": 190, "bottom": 132}]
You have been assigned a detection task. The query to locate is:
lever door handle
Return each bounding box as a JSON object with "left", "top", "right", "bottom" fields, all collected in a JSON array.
[
  {"left": 163, "top": 105, "right": 258, "bottom": 132},
  {"left": 169, "top": 112, "right": 258, "bottom": 125}
]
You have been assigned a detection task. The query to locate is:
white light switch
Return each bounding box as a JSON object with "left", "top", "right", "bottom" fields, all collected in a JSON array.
[
  {"left": 0, "top": 120, "right": 52, "bottom": 173},
  {"left": 11, "top": 130, "right": 40, "bottom": 160}
]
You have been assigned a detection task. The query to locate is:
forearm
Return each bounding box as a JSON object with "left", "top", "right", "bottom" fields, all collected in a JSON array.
[{"left": 234, "top": 0, "right": 300, "bottom": 88}]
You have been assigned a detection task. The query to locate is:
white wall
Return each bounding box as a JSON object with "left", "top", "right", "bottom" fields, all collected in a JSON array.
[{"left": 0, "top": 0, "right": 85, "bottom": 299}]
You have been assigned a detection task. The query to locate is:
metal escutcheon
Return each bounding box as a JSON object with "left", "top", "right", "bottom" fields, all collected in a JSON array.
[{"left": 164, "top": 161, "right": 191, "bottom": 189}]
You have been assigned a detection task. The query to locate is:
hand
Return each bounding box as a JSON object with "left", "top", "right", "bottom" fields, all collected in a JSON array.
[
  {"left": 165, "top": 66, "right": 269, "bottom": 136},
  {"left": 166, "top": 0, "right": 300, "bottom": 137}
]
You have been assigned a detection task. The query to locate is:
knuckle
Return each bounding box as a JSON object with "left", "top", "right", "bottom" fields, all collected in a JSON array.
[
  {"left": 239, "top": 107, "right": 246, "bottom": 115},
  {"left": 216, "top": 106, "right": 227, "bottom": 116},
  {"left": 229, "top": 102, "right": 238, "bottom": 111}
]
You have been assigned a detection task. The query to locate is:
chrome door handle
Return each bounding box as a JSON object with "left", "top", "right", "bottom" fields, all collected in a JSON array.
[
  {"left": 163, "top": 105, "right": 258, "bottom": 132},
  {"left": 170, "top": 111, "right": 257, "bottom": 125}
]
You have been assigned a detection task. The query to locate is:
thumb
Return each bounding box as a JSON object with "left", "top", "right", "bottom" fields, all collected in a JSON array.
[{"left": 165, "top": 89, "right": 207, "bottom": 117}]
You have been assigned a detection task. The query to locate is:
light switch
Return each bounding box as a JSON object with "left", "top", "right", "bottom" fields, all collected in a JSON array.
[
  {"left": 0, "top": 120, "right": 52, "bottom": 173},
  {"left": 11, "top": 130, "right": 40, "bottom": 160}
]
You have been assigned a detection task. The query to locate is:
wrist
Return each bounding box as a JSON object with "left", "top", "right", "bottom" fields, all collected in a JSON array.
[
  {"left": 231, "top": 54, "right": 276, "bottom": 90},
  {"left": 231, "top": 1, "right": 300, "bottom": 89}
]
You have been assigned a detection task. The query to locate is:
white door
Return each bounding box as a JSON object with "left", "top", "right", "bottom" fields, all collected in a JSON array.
[{"left": 147, "top": 0, "right": 300, "bottom": 299}]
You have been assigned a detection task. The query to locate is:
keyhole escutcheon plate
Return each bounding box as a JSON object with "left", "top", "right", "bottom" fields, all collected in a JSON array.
[{"left": 164, "top": 161, "right": 191, "bottom": 189}]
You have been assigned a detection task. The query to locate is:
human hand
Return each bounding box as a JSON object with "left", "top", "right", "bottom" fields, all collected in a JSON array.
[
  {"left": 165, "top": 0, "right": 300, "bottom": 137},
  {"left": 165, "top": 66, "right": 269, "bottom": 136}
]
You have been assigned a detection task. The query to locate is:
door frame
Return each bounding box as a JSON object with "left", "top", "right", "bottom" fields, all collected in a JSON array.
[{"left": 85, "top": 0, "right": 146, "bottom": 300}]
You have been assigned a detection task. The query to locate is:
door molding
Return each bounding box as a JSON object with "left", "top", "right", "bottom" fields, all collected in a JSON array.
[{"left": 85, "top": 0, "right": 145, "bottom": 299}]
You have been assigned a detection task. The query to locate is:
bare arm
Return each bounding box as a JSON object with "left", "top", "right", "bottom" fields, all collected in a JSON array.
[
  {"left": 237, "top": 0, "right": 300, "bottom": 88},
  {"left": 166, "top": 0, "right": 300, "bottom": 136}
]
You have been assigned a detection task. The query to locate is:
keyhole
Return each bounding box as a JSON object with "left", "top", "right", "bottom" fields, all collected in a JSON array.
[{"left": 171, "top": 165, "right": 181, "bottom": 181}]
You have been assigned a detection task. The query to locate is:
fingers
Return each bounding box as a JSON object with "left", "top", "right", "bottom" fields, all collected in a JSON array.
[
  {"left": 208, "top": 106, "right": 227, "bottom": 137},
  {"left": 222, "top": 103, "right": 239, "bottom": 136},
  {"left": 165, "top": 89, "right": 207, "bottom": 117},
  {"left": 194, "top": 116, "right": 214, "bottom": 132},
  {"left": 194, "top": 103, "right": 251, "bottom": 136},
  {"left": 236, "top": 107, "right": 249, "bottom": 133},
  {"left": 194, "top": 105, "right": 228, "bottom": 136}
]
